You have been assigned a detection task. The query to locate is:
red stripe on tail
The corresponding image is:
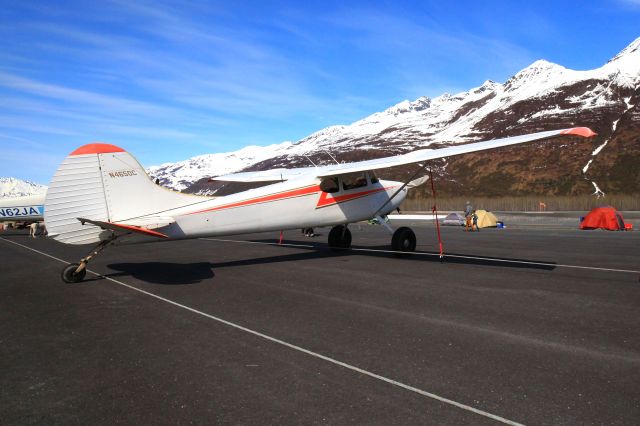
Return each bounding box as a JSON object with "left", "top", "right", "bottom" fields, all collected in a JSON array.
[{"left": 70, "top": 143, "right": 125, "bottom": 156}]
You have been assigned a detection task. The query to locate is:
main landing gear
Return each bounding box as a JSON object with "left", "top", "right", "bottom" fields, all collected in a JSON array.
[
  {"left": 61, "top": 238, "right": 114, "bottom": 283},
  {"left": 328, "top": 223, "right": 417, "bottom": 255},
  {"left": 391, "top": 226, "right": 416, "bottom": 255},
  {"left": 371, "top": 215, "right": 417, "bottom": 255},
  {"left": 328, "top": 225, "right": 352, "bottom": 250}
]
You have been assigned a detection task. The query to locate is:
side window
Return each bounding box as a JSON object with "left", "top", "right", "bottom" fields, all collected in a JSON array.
[
  {"left": 342, "top": 172, "right": 368, "bottom": 191},
  {"left": 320, "top": 177, "right": 339, "bottom": 193},
  {"left": 368, "top": 171, "right": 379, "bottom": 184}
]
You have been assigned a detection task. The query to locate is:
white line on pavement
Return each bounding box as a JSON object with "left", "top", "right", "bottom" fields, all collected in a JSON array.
[
  {"left": 203, "top": 238, "right": 640, "bottom": 275},
  {"left": 1, "top": 236, "right": 524, "bottom": 426}
]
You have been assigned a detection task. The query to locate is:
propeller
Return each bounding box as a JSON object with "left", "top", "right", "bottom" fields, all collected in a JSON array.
[{"left": 407, "top": 175, "right": 430, "bottom": 188}]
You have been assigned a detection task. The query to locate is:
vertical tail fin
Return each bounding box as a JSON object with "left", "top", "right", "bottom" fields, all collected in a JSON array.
[{"left": 45, "top": 143, "right": 196, "bottom": 244}]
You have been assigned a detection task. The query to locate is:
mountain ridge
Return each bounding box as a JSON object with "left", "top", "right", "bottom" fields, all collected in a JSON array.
[
  {"left": 0, "top": 177, "right": 47, "bottom": 198},
  {"left": 150, "top": 37, "right": 640, "bottom": 197}
]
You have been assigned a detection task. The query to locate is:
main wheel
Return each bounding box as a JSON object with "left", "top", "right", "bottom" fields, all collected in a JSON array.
[
  {"left": 391, "top": 227, "right": 416, "bottom": 254},
  {"left": 61, "top": 263, "right": 87, "bottom": 283},
  {"left": 328, "top": 225, "right": 352, "bottom": 250}
]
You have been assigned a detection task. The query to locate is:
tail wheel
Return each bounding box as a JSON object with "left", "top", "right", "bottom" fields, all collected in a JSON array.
[
  {"left": 392, "top": 227, "right": 416, "bottom": 254},
  {"left": 328, "top": 225, "right": 352, "bottom": 250},
  {"left": 61, "top": 263, "right": 87, "bottom": 283}
]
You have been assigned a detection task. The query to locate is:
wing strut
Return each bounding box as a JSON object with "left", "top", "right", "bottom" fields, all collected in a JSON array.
[
  {"left": 429, "top": 168, "right": 445, "bottom": 259},
  {"left": 372, "top": 163, "right": 430, "bottom": 217}
]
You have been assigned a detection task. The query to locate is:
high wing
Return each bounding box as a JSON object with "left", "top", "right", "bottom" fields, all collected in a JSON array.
[
  {"left": 315, "top": 127, "right": 595, "bottom": 178},
  {"left": 209, "top": 168, "right": 304, "bottom": 183},
  {"left": 211, "top": 127, "right": 596, "bottom": 182}
]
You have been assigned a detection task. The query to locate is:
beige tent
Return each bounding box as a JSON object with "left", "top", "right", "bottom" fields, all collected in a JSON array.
[{"left": 475, "top": 209, "right": 498, "bottom": 228}]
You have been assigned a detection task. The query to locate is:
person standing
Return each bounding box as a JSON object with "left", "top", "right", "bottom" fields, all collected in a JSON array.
[
  {"left": 472, "top": 210, "right": 480, "bottom": 232},
  {"left": 464, "top": 201, "right": 473, "bottom": 232}
]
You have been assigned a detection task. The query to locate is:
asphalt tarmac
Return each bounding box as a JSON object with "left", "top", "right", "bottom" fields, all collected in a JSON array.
[{"left": 1, "top": 224, "right": 639, "bottom": 425}]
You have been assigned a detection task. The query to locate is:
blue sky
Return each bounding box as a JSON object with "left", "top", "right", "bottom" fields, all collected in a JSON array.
[{"left": 1, "top": 0, "right": 639, "bottom": 184}]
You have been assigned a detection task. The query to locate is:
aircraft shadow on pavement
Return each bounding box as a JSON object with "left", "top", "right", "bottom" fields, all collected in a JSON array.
[
  {"left": 231, "top": 239, "right": 557, "bottom": 271},
  {"left": 211, "top": 250, "right": 342, "bottom": 269},
  {"left": 106, "top": 262, "right": 215, "bottom": 284}
]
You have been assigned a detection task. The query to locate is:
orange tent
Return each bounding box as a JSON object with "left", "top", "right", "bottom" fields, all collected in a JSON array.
[{"left": 579, "top": 206, "right": 626, "bottom": 231}]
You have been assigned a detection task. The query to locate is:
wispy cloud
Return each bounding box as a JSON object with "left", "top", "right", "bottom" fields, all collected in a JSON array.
[
  {"left": 0, "top": 133, "right": 48, "bottom": 148},
  {"left": 328, "top": 8, "right": 534, "bottom": 83},
  {"left": 0, "top": 146, "right": 68, "bottom": 184},
  {"left": 0, "top": 72, "right": 178, "bottom": 117},
  {"left": 617, "top": 0, "right": 640, "bottom": 6},
  {"left": 0, "top": 0, "right": 636, "bottom": 183},
  {"left": 0, "top": 115, "right": 82, "bottom": 136}
]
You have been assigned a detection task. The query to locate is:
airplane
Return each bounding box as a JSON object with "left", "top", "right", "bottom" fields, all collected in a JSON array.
[
  {"left": 43, "top": 127, "right": 597, "bottom": 283},
  {"left": 0, "top": 194, "right": 45, "bottom": 224}
]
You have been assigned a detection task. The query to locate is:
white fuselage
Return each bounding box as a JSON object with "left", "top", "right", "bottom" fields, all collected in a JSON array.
[
  {"left": 44, "top": 146, "right": 408, "bottom": 245},
  {"left": 0, "top": 194, "right": 45, "bottom": 223},
  {"left": 148, "top": 177, "right": 405, "bottom": 241}
]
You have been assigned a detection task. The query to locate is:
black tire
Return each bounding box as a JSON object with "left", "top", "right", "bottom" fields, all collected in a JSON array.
[
  {"left": 392, "top": 227, "right": 416, "bottom": 254},
  {"left": 341, "top": 227, "right": 352, "bottom": 248},
  {"left": 61, "top": 263, "right": 87, "bottom": 283},
  {"left": 328, "top": 225, "right": 352, "bottom": 250}
]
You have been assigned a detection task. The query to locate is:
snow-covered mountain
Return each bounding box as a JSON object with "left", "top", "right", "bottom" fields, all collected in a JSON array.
[
  {"left": 0, "top": 177, "right": 47, "bottom": 198},
  {"left": 147, "top": 142, "right": 293, "bottom": 191},
  {"left": 150, "top": 37, "right": 640, "bottom": 196}
]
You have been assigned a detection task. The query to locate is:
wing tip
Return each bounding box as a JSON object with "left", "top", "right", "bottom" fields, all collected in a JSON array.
[{"left": 560, "top": 127, "right": 597, "bottom": 138}]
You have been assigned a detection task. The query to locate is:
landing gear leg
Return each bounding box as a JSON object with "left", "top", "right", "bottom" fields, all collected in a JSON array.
[
  {"left": 328, "top": 225, "right": 352, "bottom": 250},
  {"left": 373, "top": 215, "right": 394, "bottom": 233},
  {"left": 391, "top": 227, "right": 416, "bottom": 256},
  {"left": 61, "top": 238, "right": 113, "bottom": 283}
]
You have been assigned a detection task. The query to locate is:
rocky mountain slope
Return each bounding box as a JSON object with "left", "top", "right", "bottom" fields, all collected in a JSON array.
[
  {"left": 150, "top": 38, "right": 640, "bottom": 197},
  {"left": 0, "top": 177, "right": 47, "bottom": 198}
]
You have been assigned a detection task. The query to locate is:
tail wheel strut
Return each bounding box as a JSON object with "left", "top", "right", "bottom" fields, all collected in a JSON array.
[
  {"left": 61, "top": 263, "right": 86, "bottom": 283},
  {"left": 60, "top": 238, "right": 114, "bottom": 283}
]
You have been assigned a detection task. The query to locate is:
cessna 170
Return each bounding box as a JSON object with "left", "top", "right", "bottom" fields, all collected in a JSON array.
[{"left": 44, "top": 127, "right": 596, "bottom": 283}]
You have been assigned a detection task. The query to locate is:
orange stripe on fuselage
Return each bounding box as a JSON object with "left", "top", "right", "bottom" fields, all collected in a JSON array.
[
  {"left": 185, "top": 184, "right": 397, "bottom": 216},
  {"left": 315, "top": 187, "right": 393, "bottom": 208}
]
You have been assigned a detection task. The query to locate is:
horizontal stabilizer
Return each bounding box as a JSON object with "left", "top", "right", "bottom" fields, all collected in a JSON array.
[
  {"left": 78, "top": 218, "right": 169, "bottom": 238},
  {"left": 117, "top": 216, "right": 176, "bottom": 229}
]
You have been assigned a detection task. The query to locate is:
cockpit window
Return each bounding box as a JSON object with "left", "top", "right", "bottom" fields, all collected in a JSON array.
[
  {"left": 369, "top": 171, "right": 379, "bottom": 184},
  {"left": 320, "top": 177, "right": 339, "bottom": 193},
  {"left": 342, "top": 172, "right": 368, "bottom": 191}
]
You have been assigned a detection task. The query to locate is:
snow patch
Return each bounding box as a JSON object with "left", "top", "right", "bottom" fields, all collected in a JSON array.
[
  {"left": 590, "top": 181, "right": 605, "bottom": 197},
  {"left": 149, "top": 37, "right": 640, "bottom": 191},
  {"left": 0, "top": 177, "right": 47, "bottom": 198}
]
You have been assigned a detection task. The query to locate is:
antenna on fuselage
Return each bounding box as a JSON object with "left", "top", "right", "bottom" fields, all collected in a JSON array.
[
  {"left": 319, "top": 150, "right": 340, "bottom": 165},
  {"left": 303, "top": 154, "right": 317, "bottom": 167}
]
